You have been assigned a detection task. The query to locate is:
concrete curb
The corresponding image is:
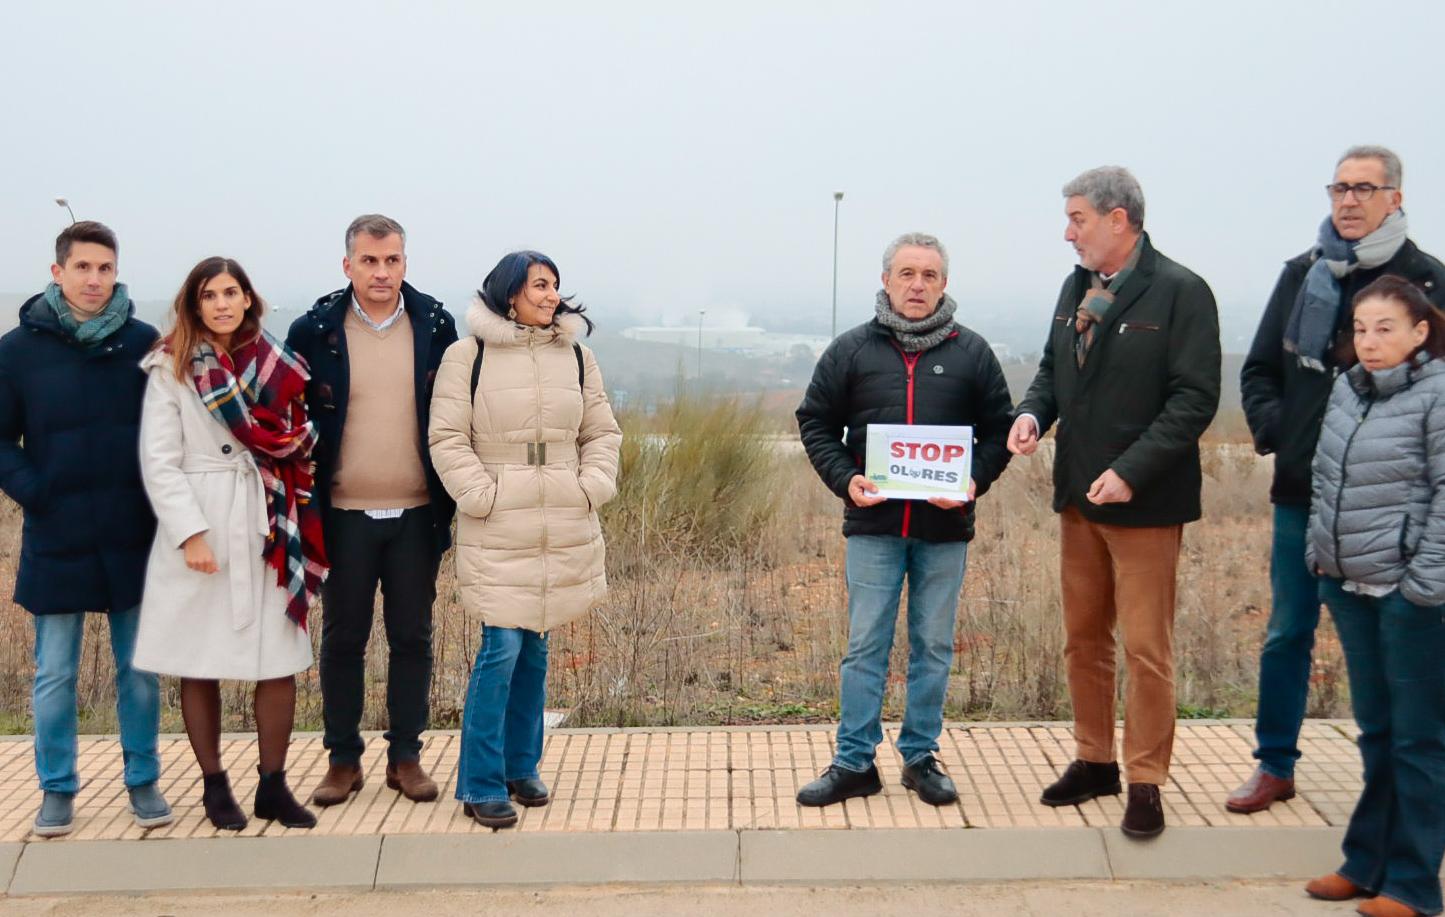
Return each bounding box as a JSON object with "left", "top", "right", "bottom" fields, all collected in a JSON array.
[
  {"left": 740, "top": 828, "right": 1111, "bottom": 883},
  {"left": 376, "top": 831, "right": 741, "bottom": 887},
  {"left": 9, "top": 836, "right": 382, "bottom": 895},
  {"left": 0, "top": 826, "right": 1355, "bottom": 895}
]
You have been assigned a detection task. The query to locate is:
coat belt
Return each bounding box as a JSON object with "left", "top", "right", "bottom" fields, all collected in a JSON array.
[
  {"left": 180, "top": 453, "right": 269, "bottom": 632},
  {"left": 472, "top": 441, "right": 579, "bottom": 466}
]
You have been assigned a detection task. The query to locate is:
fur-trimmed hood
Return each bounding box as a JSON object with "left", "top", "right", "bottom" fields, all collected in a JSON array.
[{"left": 466, "top": 297, "right": 586, "bottom": 345}]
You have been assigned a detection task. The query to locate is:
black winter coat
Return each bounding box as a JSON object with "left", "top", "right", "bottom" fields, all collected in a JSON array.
[
  {"left": 796, "top": 317, "right": 1014, "bottom": 543},
  {"left": 1016, "top": 234, "right": 1221, "bottom": 527},
  {"left": 1240, "top": 239, "right": 1445, "bottom": 506},
  {"left": 285, "top": 282, "right": 459, "bottom": 556},
  {"left": 0, "top": 296, "right": 158, "bottom": 615}
]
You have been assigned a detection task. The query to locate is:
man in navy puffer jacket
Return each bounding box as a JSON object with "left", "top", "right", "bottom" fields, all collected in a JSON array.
[{"left": 0, "top": 222, "right": 169, "bottom": 836}]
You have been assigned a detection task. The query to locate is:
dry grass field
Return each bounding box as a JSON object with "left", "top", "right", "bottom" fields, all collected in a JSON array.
[{"left": 0, "top": 399, "right": 1346, "bottom": 734}]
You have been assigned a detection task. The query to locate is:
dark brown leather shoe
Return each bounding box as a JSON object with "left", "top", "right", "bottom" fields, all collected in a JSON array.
[
  {"left": 1120, "top": 783, "right": 1165, "bottom": 839},
  {"left": 1225, "top": 767, "right": 1296, "bottom": 814},
  {"left": 310, "top": 763, "right": 364, "bottom": 807},
  {"left": 1304, "top": 872, "right": 1367, "bottom": 901},
  {"left": 386, "top": 760, "right": 439, "bottom": 803}
]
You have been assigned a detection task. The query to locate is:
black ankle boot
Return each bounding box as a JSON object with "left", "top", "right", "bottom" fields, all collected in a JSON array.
[
  {"left": 254, "top": 768, "right": 317, "bottom": 829},
  {"left": 202, "top": 771, "right": 247, "bottom": 831}
]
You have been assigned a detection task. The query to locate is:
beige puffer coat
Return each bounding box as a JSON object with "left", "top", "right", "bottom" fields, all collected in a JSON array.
[{"left": 429, "top": 303, "right": 621, "bottom": 632}]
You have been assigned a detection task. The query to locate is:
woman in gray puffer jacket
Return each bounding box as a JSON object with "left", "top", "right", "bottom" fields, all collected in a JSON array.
[{"left": 1303, "top": 275, "right": 1445, "bottom": 917}]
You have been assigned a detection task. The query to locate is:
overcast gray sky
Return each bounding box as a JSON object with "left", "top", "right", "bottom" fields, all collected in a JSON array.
[{"left": 3, "top": 0, "right": 1443, "bottom": 340}]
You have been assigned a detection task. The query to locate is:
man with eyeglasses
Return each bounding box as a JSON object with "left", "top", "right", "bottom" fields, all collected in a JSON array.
[{"left": 1230, "top": 146, "right": 1445, "bottom": 815}]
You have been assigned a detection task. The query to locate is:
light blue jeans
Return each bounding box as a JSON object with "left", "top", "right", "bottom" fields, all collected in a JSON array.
[
  {"left": 455, "top": 625, "right": 548, "bottom": 804},
  {"left": 834, "top": 535, "right": 968, "bottom": 772},
  {"left": 32, "top": 608, "right": 161, "bottom": 794}
]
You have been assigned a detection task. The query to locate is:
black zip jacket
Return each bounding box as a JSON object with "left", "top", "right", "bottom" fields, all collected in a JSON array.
[
  {"left": 796, "top": 316, "right": 1014, "bottom": 543},
  {"left": 1240, "top": 239, "right": 1445, "bottom": 506}
]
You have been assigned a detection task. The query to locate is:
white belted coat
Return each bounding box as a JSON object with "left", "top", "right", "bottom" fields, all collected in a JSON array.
[{"left": 132, "top": 350, "right": 312, "bottom": 680}]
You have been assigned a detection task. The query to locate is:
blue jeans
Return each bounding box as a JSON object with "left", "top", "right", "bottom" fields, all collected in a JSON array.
[
  {"left": 1252, "top": 504, "right": 1322, "bottom": 779},
  {"left": 1323, "top": 578, "right": 1445, "bottom": 916},
  {"left": 455, "top": 625, "right": 548, "bottom": 804},
  {"left": 834, "top": 534, "right": 968, "bottom": 772},
  {"left": 32, "top": 608, "right": 161, "bottom": 794}
]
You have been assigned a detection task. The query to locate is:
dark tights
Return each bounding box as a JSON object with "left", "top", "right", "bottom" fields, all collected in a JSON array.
[{"left": 181, "top": 676, "right": 297, "bottom": 774}]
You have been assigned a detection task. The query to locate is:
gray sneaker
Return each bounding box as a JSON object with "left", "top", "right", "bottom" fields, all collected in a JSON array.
[
  {"left": 127, "top": 782, "right": 174, "bottom": 828},
  {"left": 32, "top": 791, "right": 74, "bottom": 837}
]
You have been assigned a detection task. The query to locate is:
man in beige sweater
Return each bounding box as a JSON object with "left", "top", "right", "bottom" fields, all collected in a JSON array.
[{"left": 286, "top": 215, "right": 458, "bottom": 806}]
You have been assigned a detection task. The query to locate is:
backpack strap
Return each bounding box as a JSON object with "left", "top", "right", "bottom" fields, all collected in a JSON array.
[
  {"left": 470, "top": 337, "right": 485, "bottom": 404},
  {"left": 470, "top": 336, "right": 583, "bottom": 405}
]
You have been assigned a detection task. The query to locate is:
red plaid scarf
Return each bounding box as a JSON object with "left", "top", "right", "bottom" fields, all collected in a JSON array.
[{"left": 188, "top": 332, "right": 328, "bottom": 628}]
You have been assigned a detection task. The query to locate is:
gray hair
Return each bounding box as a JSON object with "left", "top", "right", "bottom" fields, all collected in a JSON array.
[
  {"left": 1062, "top": 166, "right": 1145, "bottom": 231},
  {"left": 1337, "top": 145, "right": 1403, "bottom": 188},
  {"left": 345, "top": 214, "right": 406, "bottom": 256},
  {"left": 882, "top": 232, "right": 949, "bottom": 277}
]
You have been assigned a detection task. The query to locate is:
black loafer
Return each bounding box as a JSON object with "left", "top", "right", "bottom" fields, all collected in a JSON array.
[
  {"left": 1121, "top": 783, "right": 1165, "bottom": 839},
  {"left": 507, "top": 778, "right": 550, "bottom": 807},
  {"left": 796, "top": 765, "right": 882, "bottom": 807},
  {"left": 462, "top": 801, "right": 518, "bottom": 829},
  {"left": 901, "top": 755, "right": 958, "bottom": 806},
  {"left": 1040, "top": 759, "right": 1122, "bottom": 807}
]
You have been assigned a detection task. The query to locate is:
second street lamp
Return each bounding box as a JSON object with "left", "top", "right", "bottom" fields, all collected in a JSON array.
[{"left": 831, "top": 191, "right": 844, "bottom": 339}]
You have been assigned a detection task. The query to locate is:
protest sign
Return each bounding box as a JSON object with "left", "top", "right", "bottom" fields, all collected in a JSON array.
[{"left": 863, "top": 424, "right": 973, "bottom": 501}]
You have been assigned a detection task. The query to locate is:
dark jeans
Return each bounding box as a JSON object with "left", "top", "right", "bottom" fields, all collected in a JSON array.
[
  {"left": 319, "top": 507, "right": 438, "bottom": 766},
  {"left": 1252, "top": 504, "right": 1322, "bottom": 779},
  {"left": 1323, "top": 578, "right": 1445, "bottom": 916}
]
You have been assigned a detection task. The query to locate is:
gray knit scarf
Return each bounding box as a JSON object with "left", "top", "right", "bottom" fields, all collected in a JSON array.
[
  {"left": 873, "top": 290, "right": 957, "bottom": 352},
  {"left": 1284, "top": 210, "right": 1409, "bottom": 372}
]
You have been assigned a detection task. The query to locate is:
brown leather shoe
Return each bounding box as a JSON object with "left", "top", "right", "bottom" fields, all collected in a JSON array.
[
  {"left": 1225, "top": 767, "right": 1296, "bottom": 814},
  {"left": 386, "top": 760, "right": 439, "bottom": 803},
  {"left": 1305, "top": 872, "right": 1367, "bottom": 901},
  {"left": 1357, "top": 895, "right": 1420, "bottom": 916},
  {"left": 1120, "top": 783, "right": 1165, "bottom": 839},
  {"left": 310, "top": 763, "right": 364, "bottom": 807}
]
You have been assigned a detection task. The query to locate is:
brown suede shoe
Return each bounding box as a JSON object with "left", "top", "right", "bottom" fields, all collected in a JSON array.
[
  {"left": 1120, "top": 783, "right": 1165, "bottom": 839},
  {"left": 1358, "top": 895, "right": 1416, "bottom": 917},
  {"left": 1305, "top": 872, "right": 1367, "bottom": 901},
  {"left": 386, "top": 760, "right": 439, "bottom": 803},
  {"left": 310, "top": 763, "right": 364, "bottom": 807},
  {"left": 1225, "top": 767, "right": 1296, "bottom": 814},
  {"left": 1357, "top": 895, "right": 1420, "bottom": 916}
]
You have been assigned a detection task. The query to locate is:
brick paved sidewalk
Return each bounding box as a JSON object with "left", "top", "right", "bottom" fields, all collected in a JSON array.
[{"left": 0, "top": 719, "right": 1360, "bottom": 843}]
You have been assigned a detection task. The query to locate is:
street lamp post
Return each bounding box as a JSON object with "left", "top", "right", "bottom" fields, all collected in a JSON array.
[
  {"left": 54, "top": 198, "right": 76, "bottom": 224},
  {"left": 696, "top": 310, "right": 706, "bottom": 381},
  {"left": 831, "top": 191, "right": 844, "bottom": 339}
]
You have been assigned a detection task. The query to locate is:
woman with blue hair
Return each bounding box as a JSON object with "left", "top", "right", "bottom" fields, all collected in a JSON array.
[{"left": 429, "top": 251, "right": 621, "bottom": 828}]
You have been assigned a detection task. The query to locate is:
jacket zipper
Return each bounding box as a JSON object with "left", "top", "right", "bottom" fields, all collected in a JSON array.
[
  {"left": 529, "top": 331, "right": 550, "bottom": 632},
  {"left": 894, "top": 346, "right": 921, "bottom": 539},
  {"left": 1331, "top": 399, "right": 1372, "bottom": 576}
]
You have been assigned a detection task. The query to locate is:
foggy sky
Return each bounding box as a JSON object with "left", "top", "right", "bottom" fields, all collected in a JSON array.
[{"left": 3, "top": 0, "right": 1443, "bottom": 337}]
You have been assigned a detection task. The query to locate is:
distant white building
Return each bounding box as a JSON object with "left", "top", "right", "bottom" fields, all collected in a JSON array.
[{"left": 621, "top": 325, "right": 829, "bottom": 358}]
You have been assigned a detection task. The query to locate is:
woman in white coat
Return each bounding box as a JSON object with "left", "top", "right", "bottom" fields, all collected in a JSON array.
[{"left": 134, "top": 257, "right": 327, "bottom": 831}]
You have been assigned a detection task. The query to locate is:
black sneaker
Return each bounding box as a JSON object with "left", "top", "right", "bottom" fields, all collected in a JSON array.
[
  {"left": 1121, "top": 783, "right": 1165, "bottom": 839},
  {"left": 795, "top": 765, "right": 882, "bottom": 807},
  {"left": 1040, "top": 759, "right": 1122, "bottom": 807},
  {"left": 901, "top": 755, "right": 958, "bottom": 806}
]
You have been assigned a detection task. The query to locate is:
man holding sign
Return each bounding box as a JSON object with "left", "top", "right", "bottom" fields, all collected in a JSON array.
[
  {"left": 795, "top": 232, "right": 1013, "bottom": 808},
  {"left": 1010, "top": 167, "right": 1220, "bottom": 839}
]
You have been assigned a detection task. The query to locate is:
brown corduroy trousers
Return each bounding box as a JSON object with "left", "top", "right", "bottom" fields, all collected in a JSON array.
[{"left": 1059, "top": 505, "right": 1183, "bottom": 786}]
